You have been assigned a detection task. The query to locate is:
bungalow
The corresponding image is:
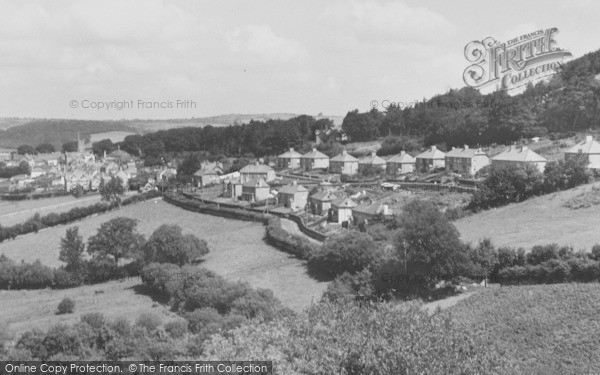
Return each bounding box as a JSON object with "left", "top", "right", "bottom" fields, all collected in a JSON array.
[
  {"left": 300, "top": 148, "right": 329, "bottom": 171},
  {"left": 277, "top": 181, "right": 309, "bottom": 211},
  {"left": 352, "top": 202, "right": 393, "bottom": 223},
  {"left": 415, "top": 146, "right": 446, "bottom": 172},
  {"left": 330, "top": 196, "right": 358, "bottom": 224},
  {"left": 386, "top": 151, "right": 415, "bottom": 176},
  {"left": 445, "top": 145, "right": 490, "bottom": 176},
  {"left": 193, "top": 162, "right": 224, "bottom": 187},
  {"left": 241, "top": 178, "right": 271, "bottom": 202},
  {"left": 329, "top": 151, "right": 359, "bottom": 175},
  {"left": 240, "top": 162, "right": 276, "bottom": 183},
  {"left": 491, "top": 145, "right": 547, "bottom": 173},
  {"left": 564, "top": 135, "right": 600, "bottom": 169},
  {"left": 277, "top": 148, "right": 302, "bottom": 169},
  {"left": 358, "top": 152, "right": 386, "bottom": 173},
  {"left": 309, "top": 190, "right": 337, "bottom": 215}
]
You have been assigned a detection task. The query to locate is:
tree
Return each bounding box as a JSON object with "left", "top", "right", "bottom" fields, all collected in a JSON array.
[
  {"left": 142, "top": 224, "right": 209, "bottom": 266},
  {"left": 308, "top": 231, "right": 383, "bottom": 277},
  {"left": 62, "top": 141, "right": 78, "bottom": 153},
  {"left": 385, "top": 200, "right": 473, "bottom": 295},
  {"left": 59, "top": 227, "right": 85, "bottom": 272},
  {"left": 99, "top": 176, "right": 125, "bottom": 204},
  {"left": 87, "top": 217, "right": 145, "bottom": 265},
  {"left": 92, "top": 139, "right": 115, "bottom": 157},
  {"left": 342, "top": 109, "right": 382, "bottom": 142},
  {"left": 35, "top": 143, "right": 56, "bottom": 154},
  {"left": 17, "top": 145, "right": 37, "bottom": 155}
]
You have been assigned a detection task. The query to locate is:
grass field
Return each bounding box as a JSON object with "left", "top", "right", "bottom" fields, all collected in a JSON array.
[
  {"left": 0, "top": 279, "right": 176, "bottom": 337},
  {"left": 0, "top": 194, "right": 104, "bottom": 227},
  {"left": 449, "top": 283, "right": 600, "bottom": 374},
  {"left": 0, "top": 199, "right": 328, "bottom": 312},
  {"left": 454, "top": 181, "right": 600, "bottom": 251}
]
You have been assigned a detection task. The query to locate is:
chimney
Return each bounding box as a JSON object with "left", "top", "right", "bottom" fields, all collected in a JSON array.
[
  {"left": 464, "top": 145, "right": 469, "bottom": 150},
  {"left": 400, "top": 151, "right": 405, "bottom": 156},
  {"left": 312, "top": 147, "right": 317, "bottom": 152},
  {"left": 103, "top": 150, "right": 106, "bottom": 159},
  {"left": 290, "top": 147, "right": 294, "bottom": 152},
  {"left": 586, "top": 135, "right": 593, "bottom": 142},
  {"left": 342, "top": 150, "right": 347, "bottom": 155},
  {"left": 292, "top": 180, "right": 297, "bottom": 186},
  {"left": 371, "top": 151, "right": 376, "bottom": 157},
  {"left": 521, "top": 146, "right": 528, "bottom": 152},
  {"left": 255, "top": 161, "right": 260, "bottom": 166},
  {"left": 431, "top": 145, "right": 437, "bottom": 151}
]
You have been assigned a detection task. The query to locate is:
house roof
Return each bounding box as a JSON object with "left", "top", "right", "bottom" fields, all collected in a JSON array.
[
  {"left": 491, "top": 146, "right": 547, "bottom": 163},
  {"left": 242, "top": 177, "right": 270, "bottom": 188},
  {"left": 386, "top": 151, "right": 415, "bottom": 164},
  {"left": 330, "top": 150, "right": 359, "bottom": 162},
  {"left": 331, "top": 196, "right": 358, "bottom": 208},
  {"left": 301, "top": 148, "right": 329, "bottom": 159},
  {"left": 359, "top": 152, "right": 386, "bottom": 165},
  {"left": 278, "top": 183, "right": 308, "bottom": 194},
  {"left": 278, "top": 148, "right": 303, "bottom": 158},
  {"left": 416, "top": 146, "right": 446, "bottom": 159},
  {"left": 240, "top": 163, "right": 274, "bottom": 174},
  {"left": 565, "top": 136, "right": 600, "bottom": 155},
  {"left": 352, "top": 202, "right": 392, "bottom": 216},
  {"left": 311, "top": 190, "right": 337, "bottom": 201},
  {"left": 445, "top": 146, "right": 487, "bottom": 158}
]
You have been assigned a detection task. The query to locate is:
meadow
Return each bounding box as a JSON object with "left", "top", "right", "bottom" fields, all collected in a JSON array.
[
  {"left": 449, "top": 283, "right": 600, "bottom": 374},
  {"left": 454, "top": 180, "right": 600, "bottom": 251},
  {"left": 0, "top": 199, "right": 327, "bottom": 313},
  {"left": 0, "top": 194, "right": 103, "bottom": 227}
]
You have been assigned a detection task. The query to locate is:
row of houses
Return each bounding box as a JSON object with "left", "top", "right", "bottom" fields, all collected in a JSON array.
[{"left": 275, "top": 136, "right": 600, "bottom": 177}]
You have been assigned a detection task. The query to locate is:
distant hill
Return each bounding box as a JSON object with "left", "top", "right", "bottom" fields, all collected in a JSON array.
[
  {"left": 126, "top": 113, "right": 343, "bottom": 133},
  {"left": 0, "top": 120, "right": 137, "bottom": 149},
  {"left": 0, "top": 113, "right": 343, "bottom": 149}
]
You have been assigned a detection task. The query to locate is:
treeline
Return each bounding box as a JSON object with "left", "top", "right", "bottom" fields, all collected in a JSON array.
[
  {"left": 0, "top": 191, "right": 161, "bottom": 243},
  {"left": 470, "top": 156, "right": 594, "bottom": 210},
  {"left": 116, "top": 115, "right": 334, "bottom": 164},
  {"left": 342, "top": 49, "right": 600, "bottom": 147},
  {"left": 0, "top": 161, "right": 30, "bottom": 179}
]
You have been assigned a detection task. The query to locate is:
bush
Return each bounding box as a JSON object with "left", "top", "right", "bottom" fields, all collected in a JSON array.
[
  {"left": 136, "top": 313, "right": 163, "bottom": 332},
  {"left": 80, "top": 312, "right": 105, "bottom": 329},
  {"left": 164, "top": 320, "right": 188, "bottom": 338},
  {"left": 308, "top": 231, "right": 383, "bottom": 277},
  {"left": 57, "top": 298, "right": 75, "bottom": 314}
]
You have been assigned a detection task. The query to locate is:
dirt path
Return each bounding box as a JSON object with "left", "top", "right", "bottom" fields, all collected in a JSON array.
[
  {"left": 422, "top": 292, "right": 475, "bottom": 314},
  {"left": 279, "top": 218, "right": 322, "bottom": 245}
]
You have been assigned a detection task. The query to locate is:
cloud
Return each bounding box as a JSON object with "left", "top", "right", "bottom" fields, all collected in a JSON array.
[
  {"left": 226, "top": 25, "right": 307, "bottom": 64},
  {"left": 322, "top": 0, "right": 456, "bottom": 45}
]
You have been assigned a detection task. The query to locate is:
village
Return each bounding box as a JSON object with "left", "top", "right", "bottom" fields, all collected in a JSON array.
[{"left": 181, "top": 134, "right": 600, "bottom": 236}]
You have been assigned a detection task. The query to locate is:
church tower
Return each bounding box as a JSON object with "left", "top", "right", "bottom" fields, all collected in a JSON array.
[{"left": 77, "top": 132, "right": 85, "bottom": 154}]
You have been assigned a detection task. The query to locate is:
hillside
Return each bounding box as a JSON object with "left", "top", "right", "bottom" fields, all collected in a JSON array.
[
  {"left": 0, "top": 119, "right": 137, "bottom": 149},
  {"left": 0, "top": 113, "right": 343, "bottom": 149},
  {"left": 450, "top": 283, "right": 600, "bottom": 373},
  {"left": 454, "top": 180, "right": 600, "bottom": 251}
]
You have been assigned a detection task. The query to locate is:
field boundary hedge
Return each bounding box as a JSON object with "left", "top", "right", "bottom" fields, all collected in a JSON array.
[
  {"left": 0, "top": 190, "right": 162, "bottom": 243},
  {"left": 1, "top": 189, "right": 73, "bottom": 201},
  {"left": 163, "top": 193, "right": 322, "bottom": 259}
]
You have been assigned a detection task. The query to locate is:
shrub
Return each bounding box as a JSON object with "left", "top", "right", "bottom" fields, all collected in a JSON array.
[
  {"left": 53, "top": 268, "right": 80, "bottom": 289},
  {"left": 136, "top": 313, "right": 163, "bottom": 332},
  {"left": 308, "top": 231, "right": 383, "bottom": 277},
  {"left": 164, "top": 320, "right": 188, "bottom": 338},
  {"left": 57, "top": 298, "right": 75, "bottom": 314},
  {"left": 80, "top": 312, "right": 105, "bottom": 329}
]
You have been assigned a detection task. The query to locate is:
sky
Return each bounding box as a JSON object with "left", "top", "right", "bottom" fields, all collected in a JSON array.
[{"left": 0, "top": 0, "right": 598, "bottom": 120}]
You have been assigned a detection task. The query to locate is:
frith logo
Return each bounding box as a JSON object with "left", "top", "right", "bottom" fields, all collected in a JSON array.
[{"left": 463, "top": 27, "right": 572, "bottom": 92}]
